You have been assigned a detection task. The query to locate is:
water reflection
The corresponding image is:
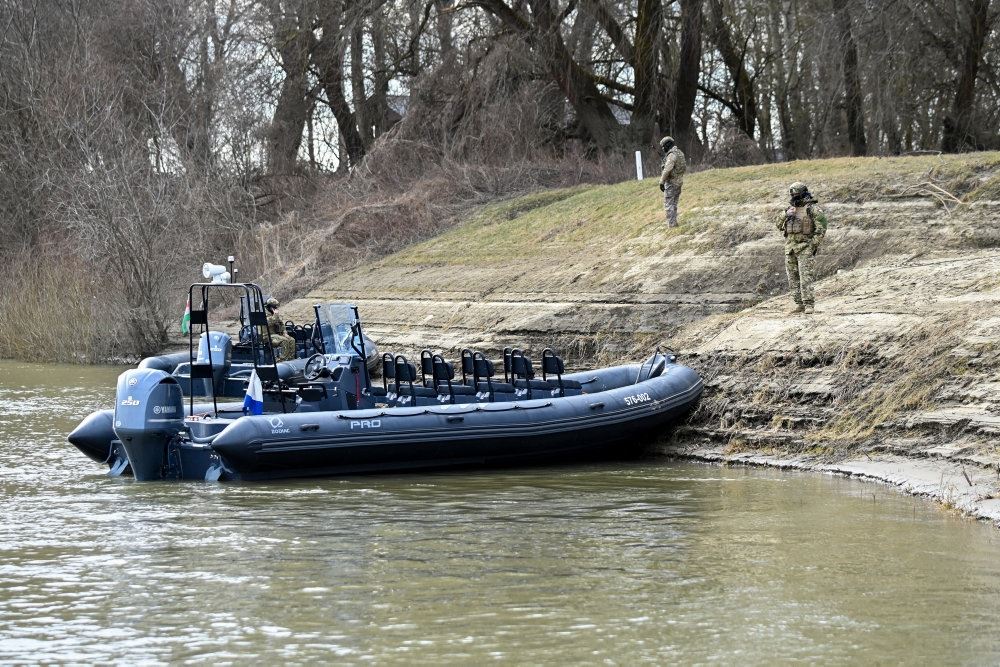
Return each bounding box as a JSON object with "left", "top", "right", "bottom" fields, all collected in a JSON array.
[{"left": 1, "top": 360, "right": 999, "bottom": 663}]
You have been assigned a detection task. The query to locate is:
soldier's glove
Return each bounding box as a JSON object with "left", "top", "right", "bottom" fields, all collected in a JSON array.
[{"left": 659, "top": 183, "right": 665, "bottom": 192}]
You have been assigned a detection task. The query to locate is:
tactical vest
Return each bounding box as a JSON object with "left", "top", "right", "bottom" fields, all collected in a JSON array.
[
  {"left": 785, "top": 206, "right": 815, "bottom": 236},
  {"left": 670, "top": 148, "right": 687, "bottom": 177},
  {"left": 660, "top": 147, "right": 687, "bottom": 184}
]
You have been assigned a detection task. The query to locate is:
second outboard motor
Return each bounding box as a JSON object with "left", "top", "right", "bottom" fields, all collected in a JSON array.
[
  {"left": 113, "top": 369, "right": 185, "bottom": 481},
  {"left": 194, "top": 331, "right": 232, "bottom": 395}
]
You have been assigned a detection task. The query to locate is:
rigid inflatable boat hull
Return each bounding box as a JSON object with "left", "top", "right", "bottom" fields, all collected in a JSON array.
[{"left": 208, "top": 364, "right": 701, "bottom": 480}]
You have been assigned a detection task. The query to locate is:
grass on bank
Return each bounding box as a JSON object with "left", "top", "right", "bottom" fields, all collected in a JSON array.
[{"left": 389, "top": 151, "right": 1000, "bottom": 267}]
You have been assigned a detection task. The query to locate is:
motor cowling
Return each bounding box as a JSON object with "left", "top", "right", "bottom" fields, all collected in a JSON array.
[
  {"left": 193, "top": 331, "right": 232, "bottom": 395},
  {"left": 113, "top": 369, "right": 185, "bottom": 481}
]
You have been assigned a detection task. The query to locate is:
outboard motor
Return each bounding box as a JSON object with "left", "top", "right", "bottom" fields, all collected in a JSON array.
[
  {"left": 193, "top": 331, "right": 232, "bottom": 395},
  {"left": 113, "top": 369, "right": 185, "bottom": 481}
]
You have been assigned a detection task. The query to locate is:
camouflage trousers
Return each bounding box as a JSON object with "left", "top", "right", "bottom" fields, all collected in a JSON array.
[
  {"left": 784, "top": 240, "right": 816, "bottom": 306},
  {"left": 271, "top": 334, "right": 297, "bottom": 360},
  {"left": 663, "top": 183, "right": 682, "bottom": 228}
]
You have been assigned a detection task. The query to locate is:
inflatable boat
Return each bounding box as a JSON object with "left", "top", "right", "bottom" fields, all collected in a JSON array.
[{"left": 68, "top": 282, "right": 702, "bottom": 481}]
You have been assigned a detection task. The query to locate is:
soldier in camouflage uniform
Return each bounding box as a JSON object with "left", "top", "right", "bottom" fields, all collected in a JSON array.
[
  {"left": 776, "top": 182, "right": 829, "bottom": 315},
  {"left": 658, "top": 136, "right": 687, "bottom": 228},
  {"left": 264, "top": 298, "right": 297, "bottom": 360}
]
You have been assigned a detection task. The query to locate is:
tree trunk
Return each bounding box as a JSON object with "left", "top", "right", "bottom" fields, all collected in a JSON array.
[
  {"left": 834, "top": 0, "right": 867, "bottom": 156},
  {"left": 942, "top": 0, "right": 990, "bottom": 152},
  {"left": 632, "top": 0, "right": 662, "bottom": 144},
  {"left": 578, "top": 0, "right": 634, "bottom": 64},
  {"left": 372, "top": 9, "right": 391, "bottom": 136},
  {"left": 434, "top": 0, "right": 454, "bottom": 57},
  {"left": 351, "top": 20, "right": 372, "bottom": 148},
  {"left": 475, "top": 0, "right": 620, "bottom": 148},
  {"left": 313, "top": 1, "right": 366, "bottom": 168},
  {"left": 672, "top": 0, "right": 702, "bottom": 153},
  {"left": 708, "top": 0, "right": 759, "bottom": 139},
  {"left": 266, "top": 0, "right": 312, "bottom": 175},
  {"left": 767, "top": 0, "right": 795, "bottom": 159}
]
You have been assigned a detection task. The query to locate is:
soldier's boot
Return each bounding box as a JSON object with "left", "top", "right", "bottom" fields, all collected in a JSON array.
[
  {"left": 787, "top": 303, "right": 805, "bottom": 315},
  {"left": 803, "top": 304, "right": 815, "bottom": 315}
]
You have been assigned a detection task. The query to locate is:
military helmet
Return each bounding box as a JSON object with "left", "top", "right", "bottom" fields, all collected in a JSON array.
[
  {"left": 659, "top": 136, "right": 675, "bottom": 149},
  {"left": 265, "top": 297, "right": 279, "bottom": 309},
  {"left": 789, "top": 182, "right": 809, "bottom": 196}
]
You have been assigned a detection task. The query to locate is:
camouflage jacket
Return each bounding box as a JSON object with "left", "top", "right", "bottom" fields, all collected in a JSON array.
[
  {"left": 659, "top": 147, "right": 687, "bottom": 187},
  {"left": 266, "top": 312, "right": 285, "bottom": 336},
  {"left": 776, "top": 203, "right": 828, "bottom": 244}
]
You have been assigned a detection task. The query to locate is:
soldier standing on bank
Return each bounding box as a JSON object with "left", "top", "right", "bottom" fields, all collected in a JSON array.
[
  {"left": 658, "top": 136, "right": 687, "bottom": 228},
  {"left": 776, "top": 182, "right": 828, "bottom": 314}
]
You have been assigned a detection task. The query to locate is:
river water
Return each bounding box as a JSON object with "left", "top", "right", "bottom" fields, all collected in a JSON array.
[{"left": 1, "top": 359, "right": 999, "bottom": 664}]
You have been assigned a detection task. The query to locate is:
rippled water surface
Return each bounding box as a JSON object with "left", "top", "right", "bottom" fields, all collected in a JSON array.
[{"left": 2, "top": 359, "right": 1000, "bottom": 664}]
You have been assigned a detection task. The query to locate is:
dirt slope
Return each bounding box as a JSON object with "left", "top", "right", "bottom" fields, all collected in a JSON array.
[
  {"left": 283, "top": 152, "right": 1000, "bottom": 523},
  {"left": 287, "top": 152, "right": 1000, "bottom": 360}
]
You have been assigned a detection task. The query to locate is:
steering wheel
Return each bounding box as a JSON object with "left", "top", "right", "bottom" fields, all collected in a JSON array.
[
  {"left": 304, "top": 353, "right": 327, "bottom": 381},
  {"left": 239, "top": 325, "right": 255, "bottom": 344}
]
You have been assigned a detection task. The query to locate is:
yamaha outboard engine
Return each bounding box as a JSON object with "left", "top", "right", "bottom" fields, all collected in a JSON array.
[
  {"left": 113, "top": 369, "right": 185, "bottom": 481},
  {"left": 193, "top": 331, "right": 232, "bottom": 395}
]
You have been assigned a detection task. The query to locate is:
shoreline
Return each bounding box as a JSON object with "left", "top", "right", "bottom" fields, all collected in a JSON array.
[{"left": 658, "top": 441, "right": 1000, "bottom": 528}]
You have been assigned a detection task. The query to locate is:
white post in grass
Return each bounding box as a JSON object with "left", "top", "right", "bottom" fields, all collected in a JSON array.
[{"left": 635, "top": 150, "right": 644, "bottom": 180}]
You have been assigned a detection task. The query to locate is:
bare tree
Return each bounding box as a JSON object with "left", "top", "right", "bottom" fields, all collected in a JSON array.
[{"left": 266, "top": 0, "right": 314, "bottom": 175}]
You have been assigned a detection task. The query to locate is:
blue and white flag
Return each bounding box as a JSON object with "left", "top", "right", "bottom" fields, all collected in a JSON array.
[{"left": 242, "top": 369, "right": 264, "bottom": 415}]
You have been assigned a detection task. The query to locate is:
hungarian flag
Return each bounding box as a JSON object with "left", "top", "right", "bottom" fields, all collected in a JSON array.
[{"left": 180, "top": 296, "right": 191, "bottom": 335}]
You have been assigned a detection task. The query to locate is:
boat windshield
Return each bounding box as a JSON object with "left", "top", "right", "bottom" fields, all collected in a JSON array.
[{"left": 316, "top": 303, "right": 361, "bottom": 355}]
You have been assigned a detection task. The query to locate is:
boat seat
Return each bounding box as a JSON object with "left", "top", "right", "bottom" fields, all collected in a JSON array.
[
  {"left": 459, "top": 349, "right": 476, "bottom": 386},
  {"left": 420, "top": 349, "right": 435, "bottom": 388},
  {"left": 394, "top": 355, "right": 438, "bottom": 400},
  {"left": 542, "top": 348, "right": 582, "bottom": 396},
  {"left": 513, "top": 378, "right": 553, "bottom": 390},
  {"left": 297, "top": 383, "right": 327, "bottom": 402},
  {"left": 502, "top": 347, "right": 514, "bottom": 383},
  {"left": 476, "top": 381, "right": 515, "bottom": 394},
  {"left": 432, "top": 354, "right": 474, "bottom": 404},
  {"left": 510, "top": 351, "right": 547, "bottom": 399},
  {"left": 472, "top": 352, "right": 515, "bottom": 401},
  {"left": 370, "top": 352, "right": 397, "bottom": 397},
  {"left": 301, "top": 323, "right": 316, "bottom": 356},
  {"left": 443, "top": 385, "right": 477, "bottom": 396},
  {"left": 290, "top": 323, "right": 319, "bottom": 357}
]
